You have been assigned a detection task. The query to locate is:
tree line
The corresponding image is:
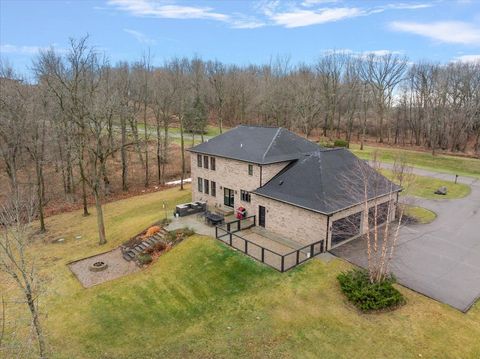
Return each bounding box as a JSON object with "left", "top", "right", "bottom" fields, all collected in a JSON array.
[{"left": 1, "top": 36, "right": 480, "bottom": 239}]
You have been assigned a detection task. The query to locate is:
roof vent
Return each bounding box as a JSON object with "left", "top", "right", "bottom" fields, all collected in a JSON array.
[
  {"left": 240, "top": 143, "right": 243, "bottom": 148},
  {"left": 278, "top": 180, "right": 284, "bottom": 185}
]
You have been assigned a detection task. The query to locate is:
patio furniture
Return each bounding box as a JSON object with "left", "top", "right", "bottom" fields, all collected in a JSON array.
[
  {"left": 174, "top": 201, "right": 206, "bottom": 217},
  {"left": 205, "top": 212, "right": 224, "bottom": 226}
]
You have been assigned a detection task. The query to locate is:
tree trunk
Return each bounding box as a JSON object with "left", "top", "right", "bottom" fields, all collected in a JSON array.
[
  {"left": 35, "top": 158, "right": 46, "bottom": 233},
  {"left": 93, "top": 187, "right": 106, "bottom": 245},
  {"left": 143, "top": 103, "right": 149, "bottom": 188},
  {"left": 180, "top": 117, "right": 185, "bottom": 191},
  {"left": 26, "top": 290, "right": 47, "bottom": 359},
  {"left": 78, "top": 159, "right": 89, "bottom": 217},
  {"left": 120, "top": 115, "right": 128, "bottom": 191}
]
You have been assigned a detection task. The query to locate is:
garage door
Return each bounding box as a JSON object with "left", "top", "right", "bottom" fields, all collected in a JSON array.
[{"left": 331, "top": 212, "right": 361, "bottom": 247}]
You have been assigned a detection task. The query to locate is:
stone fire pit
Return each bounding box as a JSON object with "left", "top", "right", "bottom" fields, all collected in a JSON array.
[{"left": 89, "top": 261, "right": 108, "bottom": 272}]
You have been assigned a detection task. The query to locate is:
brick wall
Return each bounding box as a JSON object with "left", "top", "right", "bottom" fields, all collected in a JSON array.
[{"left": 190, "top": 153, "right": 288, "bottom": 215}]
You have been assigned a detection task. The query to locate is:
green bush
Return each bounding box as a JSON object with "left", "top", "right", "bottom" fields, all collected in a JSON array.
[
  {"left": 333, "top": 139, "right": 349, "bottom": 148},
  {"left": 166, "top": 227, "right": 196, "bottom": 242},
  {"left": 137, "top": 253, "right": 153, "bottom": 265},
  {"left": 337, "top": 269, "right": 405, "bottom": 312}
]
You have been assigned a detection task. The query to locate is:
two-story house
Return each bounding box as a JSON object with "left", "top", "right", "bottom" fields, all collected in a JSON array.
[{"left": 188, "top": 125, "right": 400, "bottom": 251}]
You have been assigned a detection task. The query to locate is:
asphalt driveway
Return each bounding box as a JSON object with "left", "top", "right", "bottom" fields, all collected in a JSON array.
[{"left": 331, "top": 166, "right": 480, "bottom": 312}]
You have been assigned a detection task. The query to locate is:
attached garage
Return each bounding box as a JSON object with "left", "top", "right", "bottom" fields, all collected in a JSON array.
[{"left": 331, "top": 212, "right": 362, "bottom": 247}]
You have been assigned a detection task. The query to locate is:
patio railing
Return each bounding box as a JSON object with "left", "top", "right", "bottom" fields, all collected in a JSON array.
[{"left": 215, "top": 218, "right": 324, "bottom": 272}]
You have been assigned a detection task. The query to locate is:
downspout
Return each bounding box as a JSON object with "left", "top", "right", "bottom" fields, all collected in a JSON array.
[{"left": 260, "top": 165, "right": 263, "bottom": 187}]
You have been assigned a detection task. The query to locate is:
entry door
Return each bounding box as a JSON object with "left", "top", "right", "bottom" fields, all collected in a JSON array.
[
  {"left": 224, "top": 188, "right": 234, "bottom": 207},
  {"left": 259, "top": 206, "right": 266, "bottom": 227}
]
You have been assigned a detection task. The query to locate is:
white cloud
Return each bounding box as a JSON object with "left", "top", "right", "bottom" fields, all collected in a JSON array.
[
  {"left": 0, "top": 44, "right": 66, "bottom": 55},
  {"left": 108, "top": 0, "right": 229, "bottom": 21},
  {"left": 268, "top": 7, "right": 366, "bottom": 28},
  {"left": 123, "top": 28, "right": 156, "bottom": 44},
  {"left": 383, "top": 3, "right": 433, "bottom": 10},
  {"left": 454, "top": 54, "right": 480, "bottom": 63},
  {"left": 301, "top": 0, "right": 340, "bottom": 7},
  {"left": 390, "top": 21, "right": 480, "bottom": 45}
]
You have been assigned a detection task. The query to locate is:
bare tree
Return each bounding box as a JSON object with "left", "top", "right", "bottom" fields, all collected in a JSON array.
[{"left": 0, "top": 192, "right": 47, "bottom": 358}]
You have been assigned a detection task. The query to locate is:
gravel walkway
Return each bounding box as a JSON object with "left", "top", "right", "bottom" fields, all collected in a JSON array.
[{"left": 68, "top": 247, "right": 140, "bottom": 288}]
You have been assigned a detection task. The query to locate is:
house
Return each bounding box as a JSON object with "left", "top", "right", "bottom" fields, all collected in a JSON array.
[{"left": 188, "top": 125, "right": 401, "bottom": 252}]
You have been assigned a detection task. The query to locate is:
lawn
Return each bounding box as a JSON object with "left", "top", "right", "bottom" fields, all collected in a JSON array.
[
  {"left": 404, "top": 205, "right": 437, "bottom": 224},
  {"left": 350, "top": 144, "right": 480, "bottom": 179},
  {"left": 380, "top": 169, "right": 471, "bottom": 199},
  {"left": 2, "top": 186, "right": 480, "bottom": 359}
]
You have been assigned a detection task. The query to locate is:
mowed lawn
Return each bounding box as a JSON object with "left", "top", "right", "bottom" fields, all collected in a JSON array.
[
  {"left": 380, "top": 169, "right": 471, "bottom": 199},
  {"left": 2, "top": 186, "right": 480, "bottom": 358},
  {"left": 350, "top": 143, "right": 480, "bottom": 179}
]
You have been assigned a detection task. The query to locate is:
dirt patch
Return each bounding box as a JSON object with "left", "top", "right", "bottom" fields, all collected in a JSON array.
[{"left": 68, "top": 248, "right": 140, "bottom": 288}]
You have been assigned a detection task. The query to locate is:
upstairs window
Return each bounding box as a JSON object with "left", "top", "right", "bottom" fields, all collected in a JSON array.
[
  {"left": 197, "top": 154, "right": 202, "bottom": 168},
  {"left": 211, "top": 181, "right": 216, "bottom": 197},
  {"left": 204, "top": 155, "right": 209, "bottom": 169},
  {"left": 241, "top": 190, "right": 251, "bottom": 203},
  {"left": 248, "top": 164, "right": 253, "bottom": 176},
  {"left": 198, "top": 177, "right": 203, "bottom": 192},
  {"left": 210, "top": 157, "right": 216, "bottom": 171},
  {"left": 204, "top": 179, "right": 210, "bottom": 195}
]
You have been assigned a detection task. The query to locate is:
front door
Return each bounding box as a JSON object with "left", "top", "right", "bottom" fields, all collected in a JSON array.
[
  {"left": 259, "top": 206, "right": 266, "bottom": 227},
  {"left": 224, "top": 187, "right": 234, "bottom": 207}
]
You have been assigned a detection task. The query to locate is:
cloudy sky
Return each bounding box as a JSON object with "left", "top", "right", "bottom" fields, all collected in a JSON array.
[{"left": 1, "top": 0, "right": 479, "bottom": 74}]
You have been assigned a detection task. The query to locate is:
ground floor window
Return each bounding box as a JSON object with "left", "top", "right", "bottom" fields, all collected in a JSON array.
[
  {"left": 224, "top": 187, "right": 234, "bottom": 207},
  {"left": 240, "top": 190, "right": 251, "bottom": 203},
  {"left": 204, "top": 179, "right": 210, "bottom": 195},
  {"left": 198, "top": 177, "right": 203, "bottom": 192},
  {"left": 211, "top": 181, "right": 216, "bottom": 197}
]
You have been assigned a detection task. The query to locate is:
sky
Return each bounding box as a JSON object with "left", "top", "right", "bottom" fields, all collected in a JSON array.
[{"left": 1, "top": 0, "right": 480, "bottom": 75}]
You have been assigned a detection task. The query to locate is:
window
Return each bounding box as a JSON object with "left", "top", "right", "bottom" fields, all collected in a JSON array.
[
  {"left": 204, "top": 179, "right": 209, "bottom": 195},
  {"left": 210, "top": 157, "right": 216, "bottom": 171},
  {"left": 211, "top": 181, "right": 216, "bottom": 197},
  {"left": 240, "top": 190, "right": 251, "bottom": 203},
  {"left": 197, "top": 154, "right": 202, "bottom": 168},
  {"left": 198, "top": 177, "right": 203, "bottom": 192},
  {"left": 204, "top": 155, "right": 209, "bottom": 169},
  {"left": 248, "top": 164, "right": 253, "bottom": 176}
]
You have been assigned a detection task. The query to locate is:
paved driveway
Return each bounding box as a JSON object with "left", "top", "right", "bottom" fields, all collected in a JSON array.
[{"left": 332, "top": 166, "right": 480, "bottom": 312}]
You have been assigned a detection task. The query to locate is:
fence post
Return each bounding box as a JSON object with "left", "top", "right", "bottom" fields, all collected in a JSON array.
[
  {"left": 261, "top": 247, "right": 265, "bottom": 262},
  {"left": 254, "top": 215, "right": 256, "bottom": 226},
  {"left": 229, "top": 233, "right": 232, "bottom": 246},
  {"left": 227, "top": 223, "right": 230, "bottom": 232},
  {"left": 245, "top": 240, "right": 248, "bottom": 254},
  {"left": 281, "top": 256, "right": 285, "bottom": 272},
  {"left": 215, "top": 226, "right": 218, "bottom": 239},
  {"left": 310, "top": 244, "right": 314, "bottom": 258},
  {"left": 237, "top": 220, "right": 240, "bottom": 232},
  {"left": 296, "top": 250, "right": 299, "bottom": 265}
]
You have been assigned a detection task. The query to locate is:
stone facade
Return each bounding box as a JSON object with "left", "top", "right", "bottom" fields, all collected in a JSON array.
[
  {"left": 252, "top": 193, "right": 395, "bottom": 250},
  {"left": 191, "top": 153, "right": 288, "bottom": 216}
]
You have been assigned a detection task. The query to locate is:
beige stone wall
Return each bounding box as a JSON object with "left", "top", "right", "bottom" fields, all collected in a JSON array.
[
  {"left": 251, "top": 192, "right": 396, "bottom": 251},
  {"left": 190, "top": 153, "right": 288, "bottom": 216},
  {"left": 251, "top": 195, "right": 329, "bottom": 247}
]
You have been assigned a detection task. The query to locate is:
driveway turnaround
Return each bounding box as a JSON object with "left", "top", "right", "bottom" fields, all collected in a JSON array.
[{"left": 332, "top": 166, "right": 480, "bottom": 312}]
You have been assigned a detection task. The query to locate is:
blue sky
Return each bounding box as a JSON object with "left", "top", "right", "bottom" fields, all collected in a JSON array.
[{"left": 1, "top": 0, "right": 480, "bottom": 74}]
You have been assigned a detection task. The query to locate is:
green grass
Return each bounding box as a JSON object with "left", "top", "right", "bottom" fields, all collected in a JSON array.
[
  {"left": 380, "top": 169, "right": 471, "bottom": 199},
  {"left": 2, "top": 187, "right": 480, "bottom": 358},
  {"left": 404, "top": 205, "right": 437, "bottom": 224},
  {"left": 350, "top": 144, "right": 480, "bottom": 179}
]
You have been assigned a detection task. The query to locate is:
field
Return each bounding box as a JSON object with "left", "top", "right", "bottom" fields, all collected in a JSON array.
[
  {"left": 2, "top": 185, "right": 480, "bottom": 359},
  {"left": 350, "top": 143, "right": 480, "bottom": 179},
  {"left": 404, "top": 205, "right": 437, "bottom": 224}
]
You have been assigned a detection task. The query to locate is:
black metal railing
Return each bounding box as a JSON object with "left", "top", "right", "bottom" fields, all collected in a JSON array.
[{"left": 215, "top": 219, "right": 324, "bottom": 272}]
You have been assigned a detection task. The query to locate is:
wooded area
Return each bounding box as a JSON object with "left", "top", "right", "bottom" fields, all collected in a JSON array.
[{"left": 1, "top": 36, "right": 479, "bottom": 237}]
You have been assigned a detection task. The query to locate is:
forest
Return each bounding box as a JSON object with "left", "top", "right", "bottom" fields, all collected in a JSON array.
[{"left": 1, "top": 36, "right": 479, "bottom": 237}]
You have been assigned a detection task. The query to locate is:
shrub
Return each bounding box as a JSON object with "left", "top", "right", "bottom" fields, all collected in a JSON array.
[
  {"left": 337, "top": 269, "right": 405, "bottom": 312},
  {"left": 333, "top": 139, "right": 349, "bottom": 148},
  {"left": 137, "top": 253, "right": 153, "bottom": 265},
  {"left": 144, "top": 226, "right": 161, "bottom": 238},
  {"left": 166, "top": 227, "right": 196, "bottom": 242}
]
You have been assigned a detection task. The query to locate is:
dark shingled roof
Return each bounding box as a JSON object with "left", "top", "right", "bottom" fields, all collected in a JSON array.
[
  {"left": 253, "top": 148, "right": 402, "bottom": 215},
  {"left": 187, "top": 125, "right": 320, "bottom": 164}
]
